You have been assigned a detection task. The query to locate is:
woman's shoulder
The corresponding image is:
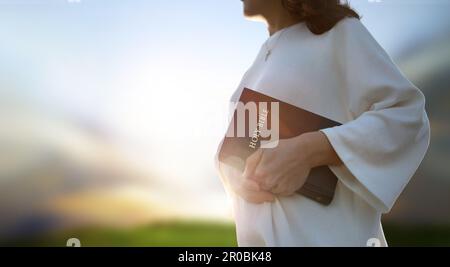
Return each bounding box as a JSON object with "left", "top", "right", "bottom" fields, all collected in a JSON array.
[
  {"left": 330, "top": 17, "right": 377, "bottom": 45},
  {"left": 289, "top": 17, "right": 367, "bottom": 43},
  {"left": 327, "top": 16, "right": 386, "bottom": 57},
  {"left": 332, "top": 17, "right": 366, "bottom": 34},
  {"left": 322, "top": 18, "right": 367, "bottom": 44}
]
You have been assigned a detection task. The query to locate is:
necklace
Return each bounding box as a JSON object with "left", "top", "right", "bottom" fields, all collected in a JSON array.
[{"left": 263, "top": 27, "right": 288, "bottom": 62}]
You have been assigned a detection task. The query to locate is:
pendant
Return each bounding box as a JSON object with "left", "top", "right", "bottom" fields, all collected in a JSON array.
[{"left": 265, "top": 50, "right": 271, "bottom": 61}]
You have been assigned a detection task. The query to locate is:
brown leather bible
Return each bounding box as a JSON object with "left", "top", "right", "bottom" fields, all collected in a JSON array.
[{"left": 218, "top": 88, "right": 341, "bottom": 205}]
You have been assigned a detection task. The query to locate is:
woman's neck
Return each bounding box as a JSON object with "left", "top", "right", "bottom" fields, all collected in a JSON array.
[{"left": 265, "top": 10, "right": 302, "bottom": 36}]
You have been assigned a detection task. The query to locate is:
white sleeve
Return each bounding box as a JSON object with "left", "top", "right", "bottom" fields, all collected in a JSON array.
[{"left": 319, "top": 19, "right": 430, "bottom": 213}]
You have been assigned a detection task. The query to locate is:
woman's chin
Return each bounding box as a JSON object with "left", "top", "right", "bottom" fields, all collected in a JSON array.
[{"left": 243, "top": 12, "right": 266, "bottom": 22}]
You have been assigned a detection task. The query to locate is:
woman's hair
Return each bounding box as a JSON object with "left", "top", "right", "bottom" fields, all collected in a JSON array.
[{"left": 281, "top": 0, "right": 360, "bottom": 34}]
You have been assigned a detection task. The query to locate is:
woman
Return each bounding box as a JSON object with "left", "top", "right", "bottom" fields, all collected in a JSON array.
[{"left": 215, "top": 0, "right": 430, "bottom": 246}]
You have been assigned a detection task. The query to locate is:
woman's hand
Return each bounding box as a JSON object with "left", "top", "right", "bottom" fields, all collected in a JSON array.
[
  {"left": 217, "top": 161, "right": 275, "bottom": 204},
  {"left": 244, "top": 131, "right": 343, "bottom": 197}
]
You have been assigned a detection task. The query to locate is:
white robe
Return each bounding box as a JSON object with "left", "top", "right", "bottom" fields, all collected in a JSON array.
[{"left": 215, "top": 17, "right": 430, "bottom": 247}]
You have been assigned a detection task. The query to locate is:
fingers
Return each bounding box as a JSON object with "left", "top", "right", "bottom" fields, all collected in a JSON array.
[
  {"left": 238, "top": 188, "right": 275, "bottom": 204},
  {"left": 248, "top": 151, "right": 276, "bottom": 184},
  {"left": 243, "top": 149, "right": 263, "bottom": 179},
  {"left": 270, "top": 176, "right": 292, "bottom": 195},
  {"left": 260, "top": 180, "right": 275, "bottom": 191},
  {"left": 270, "top": 178, "right": 296, "bottom": 196},
  {"left": 223, "top": 162, "right": 274, "bottom": 204},
  {"left": 239, "top": 177, "right": 275, "bottom": 204},
  {"left": 242, "top": 179, "right": 260, "bottom": 192},
  {"left": 257, "top": 170, "right": 286, "bottom": 191}
]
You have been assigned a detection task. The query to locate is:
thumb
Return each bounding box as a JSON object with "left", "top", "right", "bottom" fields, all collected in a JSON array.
[{"left": 243, "top": 149, "right": 263, "bottom": 179}]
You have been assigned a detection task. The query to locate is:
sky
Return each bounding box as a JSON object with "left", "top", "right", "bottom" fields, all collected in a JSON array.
[{"left": 1, "top": 0, "right": 449, "bottom": 220}]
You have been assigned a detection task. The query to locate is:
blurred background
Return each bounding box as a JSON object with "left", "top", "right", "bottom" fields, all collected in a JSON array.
[{"left": 0, "top": 0, "right": 449, "bottom": 246}]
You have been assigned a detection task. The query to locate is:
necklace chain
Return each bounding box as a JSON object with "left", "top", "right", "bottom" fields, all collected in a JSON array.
[{"left": 264, "top": 27, "right": 288, "bottom": 62}]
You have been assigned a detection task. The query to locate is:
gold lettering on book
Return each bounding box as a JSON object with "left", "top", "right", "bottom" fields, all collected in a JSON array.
[{"left": 249, "top": 108, "right": 269, "bottom": 149}]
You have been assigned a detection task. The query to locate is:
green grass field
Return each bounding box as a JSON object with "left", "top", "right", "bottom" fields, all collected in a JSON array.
[
  {"left": 5, "top": 221, "right": 450, "bottom": 247},
  {"left": 7, "top": 221, "right": 238, "bottom": 247}
]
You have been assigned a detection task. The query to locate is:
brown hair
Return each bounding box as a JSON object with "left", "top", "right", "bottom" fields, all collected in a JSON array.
[{"left": 281, "top": 0, "right": 360, "bottom": 34}]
